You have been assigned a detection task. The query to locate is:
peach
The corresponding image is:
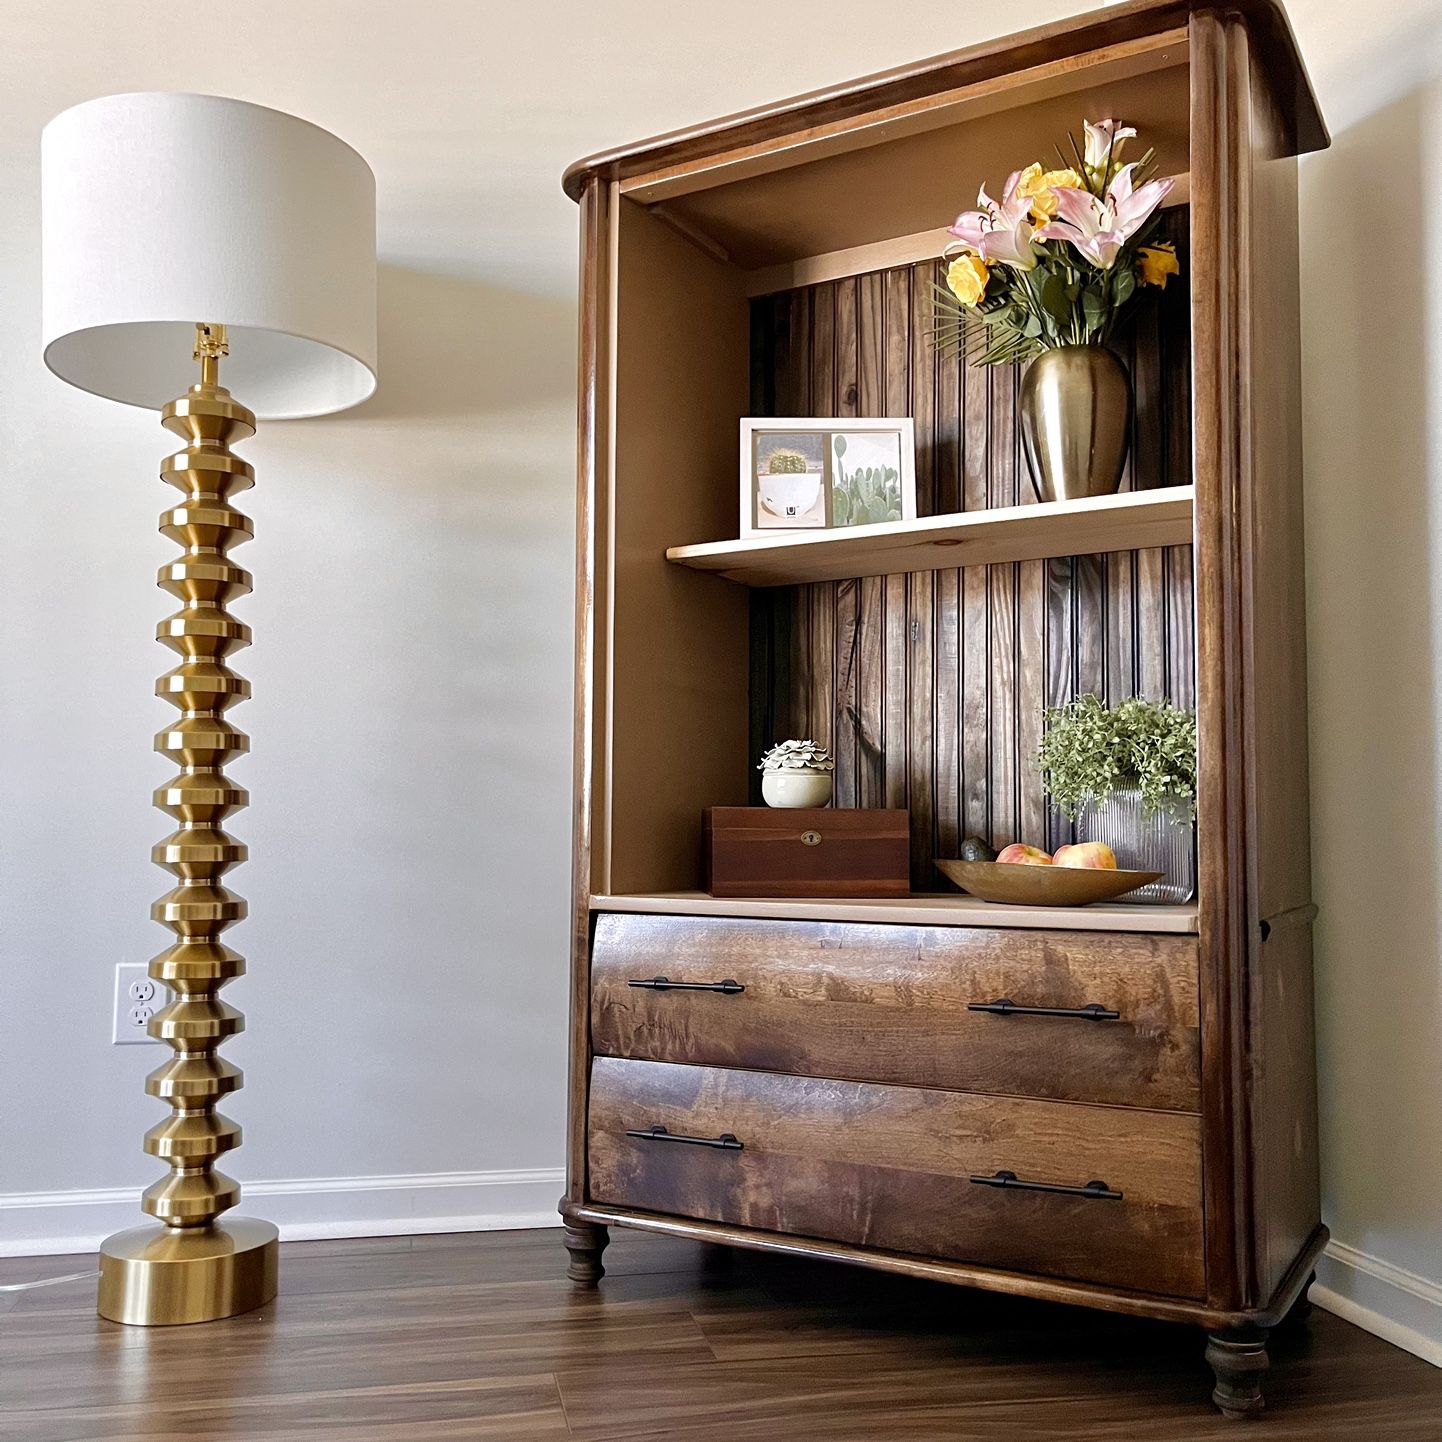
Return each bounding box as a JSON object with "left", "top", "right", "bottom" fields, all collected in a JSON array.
[
  {"left": 995, "top": 843, "right": 1054, "bottom": 866},
  {"left": 1053, "top": 841, "right": 1118, "bottom": 870}
]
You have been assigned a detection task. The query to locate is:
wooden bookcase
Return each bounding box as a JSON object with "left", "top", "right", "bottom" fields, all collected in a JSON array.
[{"left": 562, "top": 0, "right": 1328, "bottom": 1416}]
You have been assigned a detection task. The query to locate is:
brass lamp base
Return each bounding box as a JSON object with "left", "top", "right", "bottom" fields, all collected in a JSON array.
[
  {"left": 98, "top": 1218, "right": 278, "bottom": 1326},
  {"left": 99, "top": 327, "right": 278, "bottom": 1327}
]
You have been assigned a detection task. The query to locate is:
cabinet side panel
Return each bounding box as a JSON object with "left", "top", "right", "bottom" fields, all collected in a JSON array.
[
  {"left": 1242, "top": 83, "right": 1312, "bottom": 926},
  {"left": 1190, "top": 9, "right": 1321, "bottom": 1310},
  {"left": 1242, "top": 37, "right": 1321, "bottom": 1301},
  {"left": 569, "top": 179, "right": 614, "bottom": 1202},
  {"left": 1190, "top": 8, "right": 1253, "bottom": 1307},
  {"left": 610, "top": 200, "right": 752, "bottom": 892}
]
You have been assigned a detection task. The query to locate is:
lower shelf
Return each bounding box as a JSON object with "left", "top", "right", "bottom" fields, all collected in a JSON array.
[{"left": 591, "top": 890, "right": 1199, "bottom": 934}]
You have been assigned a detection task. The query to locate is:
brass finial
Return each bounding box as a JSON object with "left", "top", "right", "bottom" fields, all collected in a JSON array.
[
  {"left": 194, "top": 322, "right": 229, "bottom": 359},
  {"left": 194, "top": 323, "right": 229, "bottom": 387}
]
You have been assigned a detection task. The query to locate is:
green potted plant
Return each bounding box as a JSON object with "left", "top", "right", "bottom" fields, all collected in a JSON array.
[
  {"left": 1037, "top": 694, "right": 1196, "bottom": 903},
  {"left": 758, "top": 739, "right": 835, "bottom": 809}
]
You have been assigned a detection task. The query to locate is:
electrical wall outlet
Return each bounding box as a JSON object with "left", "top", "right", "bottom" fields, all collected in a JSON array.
[{"left": 113, "top": 962, "right": 167, "bottom": 1045}]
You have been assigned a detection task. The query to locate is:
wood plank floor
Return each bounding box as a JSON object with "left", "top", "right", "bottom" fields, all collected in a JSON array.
[{"left": 2, "top": 1228, "right": 1440, "bottom": 1440}]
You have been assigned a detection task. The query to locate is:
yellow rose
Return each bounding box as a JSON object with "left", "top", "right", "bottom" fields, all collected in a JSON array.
[
  {"left": 945, "top": 253, "right": 989, "bottom": 307},
  {"left": 1016, "top": 163, "right": 1084, "bottom": 222},
  {"left": 1138, "top": 242, "right": 1180, "bottom": 288}
]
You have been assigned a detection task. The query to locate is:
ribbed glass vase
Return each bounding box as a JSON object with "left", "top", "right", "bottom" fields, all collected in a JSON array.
[{"left": 1078, "top": 786, "right": 1196, "bottom": 904}]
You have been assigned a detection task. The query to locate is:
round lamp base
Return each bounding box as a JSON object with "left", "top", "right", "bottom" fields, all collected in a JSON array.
[{"left": 97, "top": 1218, "right": 279, "bottom": 1326}]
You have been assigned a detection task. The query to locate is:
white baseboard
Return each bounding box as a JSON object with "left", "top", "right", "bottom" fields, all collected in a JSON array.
[
  {"left": 0, "top": 1167, "right": 565, "bottom": 1258},
  {"left": 1313, "top": 1239, "right": 1442, "bottom": 1367}
]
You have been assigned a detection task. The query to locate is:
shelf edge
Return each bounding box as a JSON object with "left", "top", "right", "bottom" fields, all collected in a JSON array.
[{"left": 591, "top": 891, "right": 1200, "bottom": 935}]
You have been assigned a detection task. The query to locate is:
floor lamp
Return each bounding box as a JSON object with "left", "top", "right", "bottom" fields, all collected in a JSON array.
[{"left": 41, "top": 93, "right": 377, "bottom": 1325}]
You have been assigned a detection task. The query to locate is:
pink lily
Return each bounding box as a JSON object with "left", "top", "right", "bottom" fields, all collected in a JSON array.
[
  {"left": 948, "top": 168, "right": 1038, "bottom": 271},
  {"left": 1083, "top": 118, "right": 1137, "bottom": 178},
  {"left": 1035, "top": 164, "right": 1173, "bottom": 269}
]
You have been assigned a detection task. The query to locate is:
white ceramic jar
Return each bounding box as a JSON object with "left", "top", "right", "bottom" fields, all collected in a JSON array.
[{"left": 761, "top": 769, "right": 833, "bottom": 809}]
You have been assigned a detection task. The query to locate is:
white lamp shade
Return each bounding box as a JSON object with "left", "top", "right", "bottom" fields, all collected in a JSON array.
[{"left": 42, "top": 92, "right": 376, "bottom": 419}]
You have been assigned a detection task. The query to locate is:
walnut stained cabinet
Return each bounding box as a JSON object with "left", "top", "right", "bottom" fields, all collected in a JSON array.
[{"left": 560, "top": 0, "right": 1328, "bottom": 1418}]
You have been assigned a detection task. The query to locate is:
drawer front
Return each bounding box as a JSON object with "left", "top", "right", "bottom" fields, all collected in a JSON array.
[
  {"left": 591, "top": 914, "right": 1200, "bottom": 1111},
  {"left": 588, "top": 1057, "right": 1205, "bottom": 1298}
]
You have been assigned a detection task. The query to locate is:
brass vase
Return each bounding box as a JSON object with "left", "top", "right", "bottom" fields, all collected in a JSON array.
[{"left": 1019, "top": 345, "right": 1132, "bottom": 503}]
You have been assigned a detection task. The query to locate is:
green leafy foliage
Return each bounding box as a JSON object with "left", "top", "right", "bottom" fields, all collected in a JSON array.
[{"left": 1038, "top": 694, "right": 1197, "bottom": 820}]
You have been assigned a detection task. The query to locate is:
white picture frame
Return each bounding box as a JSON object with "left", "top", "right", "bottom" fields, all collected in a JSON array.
[{"left": 740, "top": 417, "right": 918, "bottom": 539}]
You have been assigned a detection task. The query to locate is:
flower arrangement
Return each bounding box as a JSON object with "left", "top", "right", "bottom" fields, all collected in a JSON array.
[
  {"left": 758, "top": 739, "right": 835, "bottom": 773},
  {"left": 934, "top": 119, "right": 1180, "bottom": 365},
  {"left": 1038, "top": 694, "right": 1197, "bottom": 820}
]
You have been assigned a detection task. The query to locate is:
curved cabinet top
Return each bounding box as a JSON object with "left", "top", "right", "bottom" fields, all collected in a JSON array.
[{"left": 561, "top": 0, "right": 1326, "bottom": 202}]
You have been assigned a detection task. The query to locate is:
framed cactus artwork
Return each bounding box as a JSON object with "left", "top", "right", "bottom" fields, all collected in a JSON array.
[{"left": 739, "top": 417, "right": 916, "bottom": 537}]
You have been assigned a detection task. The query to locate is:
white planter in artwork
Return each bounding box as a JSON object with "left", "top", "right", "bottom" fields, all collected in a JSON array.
[
  {"left": 762, "top": 769, "right": 833, "bottom": 809},
  {"left": 758, "top": 470, "right": 823, "bottom": 522}
]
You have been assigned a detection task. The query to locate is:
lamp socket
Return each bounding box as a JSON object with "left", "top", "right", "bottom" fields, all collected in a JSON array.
[{"left": 113, "top": 963, "right": 166, "bottom": 1045}]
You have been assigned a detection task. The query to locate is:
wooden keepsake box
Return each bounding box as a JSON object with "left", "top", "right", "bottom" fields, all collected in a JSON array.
[{"left": 703, "top": 807, "right": 910, "bottom": 898}]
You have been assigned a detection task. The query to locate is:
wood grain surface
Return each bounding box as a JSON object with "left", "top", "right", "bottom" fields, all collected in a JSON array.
[
  {"left": 562, "top": 0, "right": 1327, "bottom": 200},
  {"left": 4, "top": 1230, "right": 1437, "bottom": 1439},
  {"left": 747, "top": 211, "right": 1195, "bottom": 889},
  {"left": 591, "top": 913, "right": 1201, "bottom": 1110},
  {"left": 703, "top": 807, "right": 910, "bottom": 897},
  {"left": 588, "top": 1057, "right": 1205, "bottom": 1297},
  {"left": 1188, "top": 9, "right": 1321, "bottom": 1316}
]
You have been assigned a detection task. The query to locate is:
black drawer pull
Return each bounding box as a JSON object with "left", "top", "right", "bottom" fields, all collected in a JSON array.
[
  {"left": 970, "top": 1169, "right": 1122, "bottom": 1200},
  {"left": 968, "top": 997, "right": 1120, "bottom": 1021},
  {"left": 625, "top": 1125, "right": 743, "bottom": 1151},
  {"left": 628, "top": 975, "right": 745, "bottom": 995}
]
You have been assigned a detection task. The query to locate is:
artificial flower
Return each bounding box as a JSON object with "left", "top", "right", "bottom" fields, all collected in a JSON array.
[
  {"left": 1035, "top": 163, "right": 1174, "bottom": 269},
  {"left": 1016, "top": 162, "right": 1085, "bottom": 222},
  {"left": 1083, "top": 118, "right": 1137, "bottom": 180},
  {"left": 948, "top": 169, "right": 1038, "bottom": 270},
  {"left": 945, "top": 253, "right": 990, "bottom": 306},
  {"left": 1138, "top": 242, "right": 1180, "bottom": 288}
]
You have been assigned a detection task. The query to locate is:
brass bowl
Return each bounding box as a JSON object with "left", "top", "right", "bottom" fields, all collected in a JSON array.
[{"left": 935, "top": 858, "right": 1162, "bottom": 906}]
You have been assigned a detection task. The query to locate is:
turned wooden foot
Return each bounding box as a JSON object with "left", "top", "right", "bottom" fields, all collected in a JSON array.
[
  {"left": 1206, "top": 1327, "right": 1269, "bottom": 1419},
  {"left": 563, "top": 1221, "right": 609, "bottom": 1287}
]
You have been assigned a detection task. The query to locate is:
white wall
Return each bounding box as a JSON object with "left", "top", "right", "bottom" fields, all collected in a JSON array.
[
  {"left": 1295, "top": 0, "right": 1442, "bottom": 1365},
  {"left": 0, "top": 0, "right": 1437, "bottom": 1361}
]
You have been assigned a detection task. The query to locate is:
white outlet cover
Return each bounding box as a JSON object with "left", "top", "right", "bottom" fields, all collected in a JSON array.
[{"left": 113, "top": 962, "right": 166, "bottom": 1045}]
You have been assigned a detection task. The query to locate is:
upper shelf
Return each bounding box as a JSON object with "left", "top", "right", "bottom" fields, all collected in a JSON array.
[{"left": 666, "top": 485, "right": 1195, "bottom": 587}]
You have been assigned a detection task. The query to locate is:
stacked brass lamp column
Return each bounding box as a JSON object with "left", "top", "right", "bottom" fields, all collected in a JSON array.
[{"left": 97, "top": 326, "right": 279, "bottom": 1326}]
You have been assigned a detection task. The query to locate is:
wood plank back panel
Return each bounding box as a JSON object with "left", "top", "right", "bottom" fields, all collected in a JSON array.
[
  {"left": 749, "top": 212, "right": 1195, "bottom": 886},
  {"left": 589, "top": 1056, "right": 1206, "bottom": 1298},
  {"left": 591, "top": 913, "right": 1202, "bottom": 1111}
]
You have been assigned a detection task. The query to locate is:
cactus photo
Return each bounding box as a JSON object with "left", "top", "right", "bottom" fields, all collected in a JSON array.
[
  {"left": 753, "top": 432, "right": 826, "bottom": 529},
  {"left": 830, "top": 431, "right": 904, "bottom": 527},
  {"left": 740, "top": 418, "right": 916, "bottom": 537}
]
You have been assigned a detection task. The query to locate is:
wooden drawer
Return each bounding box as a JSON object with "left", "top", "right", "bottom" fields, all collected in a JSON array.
[
  {"left": 590, "top": 914, "right": 1200, "bottom": 1112},
  {"left": 588, "top": 1057, "right": 1205, "bottom": 1298}
]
